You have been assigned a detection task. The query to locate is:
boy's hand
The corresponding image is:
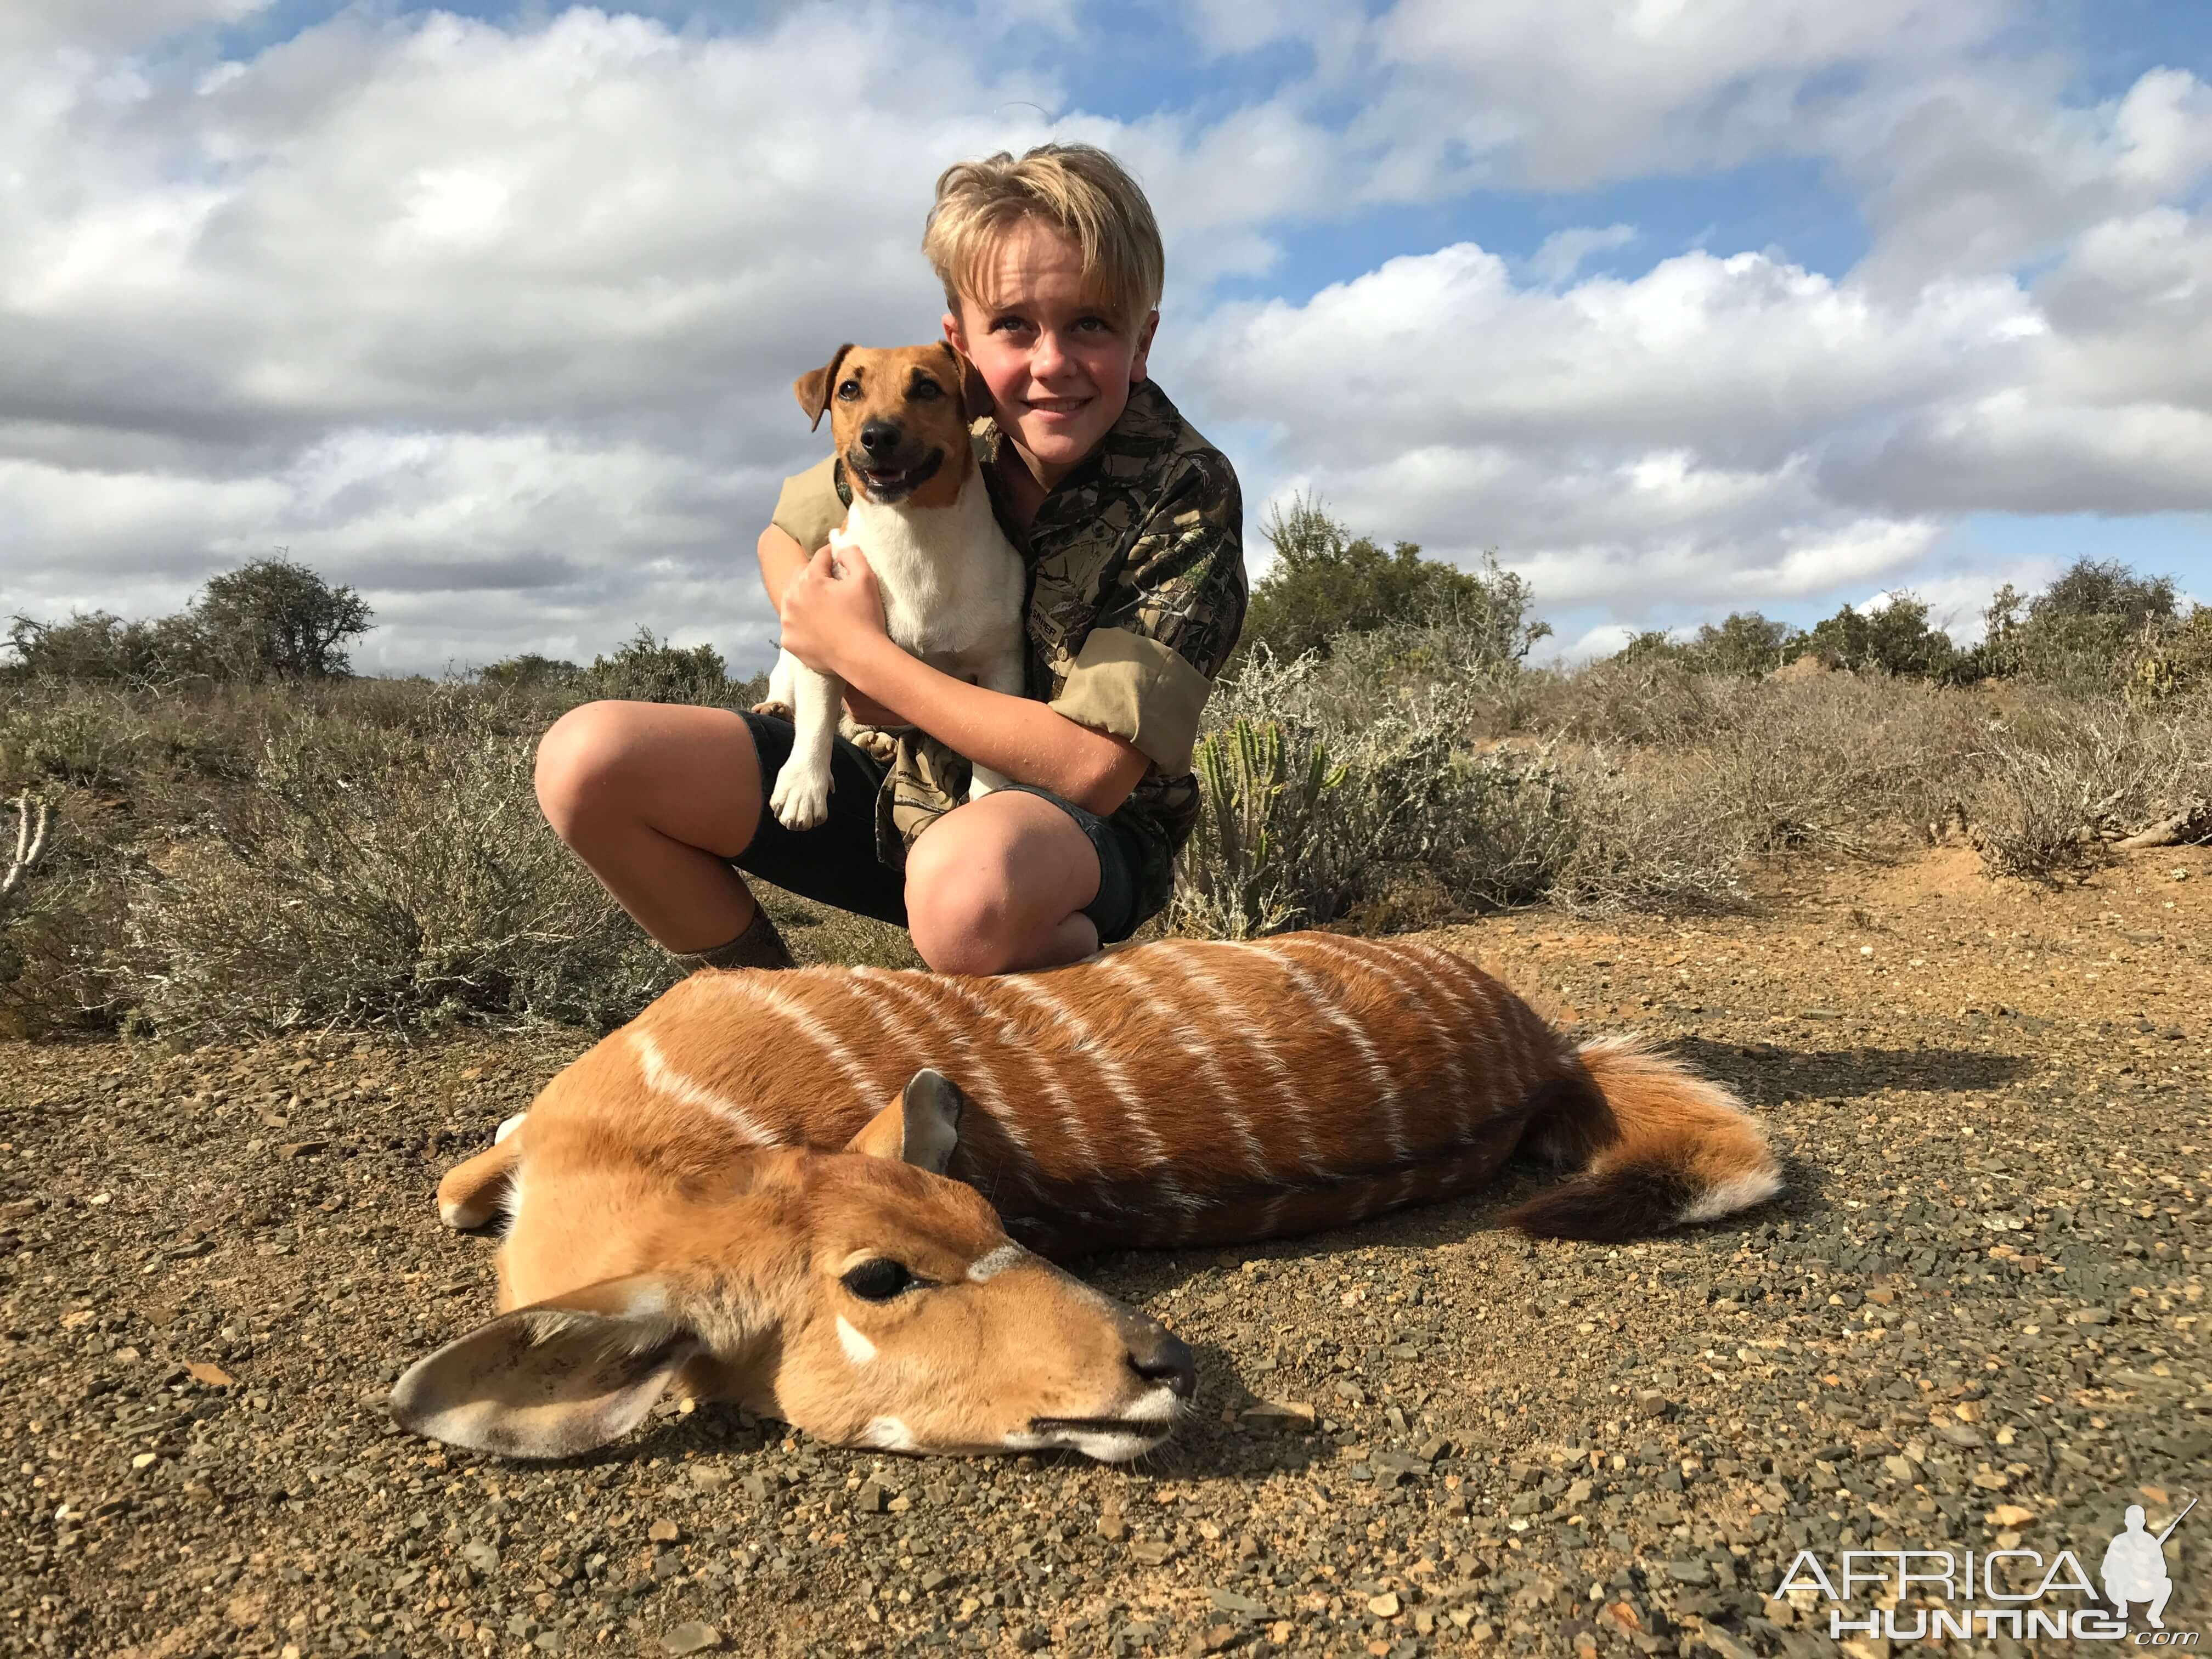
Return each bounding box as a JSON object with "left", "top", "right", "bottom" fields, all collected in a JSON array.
[{"left": 778, "top": 540, "right": 887, "bottom": 679}]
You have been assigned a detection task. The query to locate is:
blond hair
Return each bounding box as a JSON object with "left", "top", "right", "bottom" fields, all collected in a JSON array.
[{"left": 923, "top": 143, "right": 1164, "bottom": 330}]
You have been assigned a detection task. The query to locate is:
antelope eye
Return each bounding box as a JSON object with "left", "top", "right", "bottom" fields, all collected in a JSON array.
[{"left": 841, "top": 1259, "right": 916, "bottom": 1302}]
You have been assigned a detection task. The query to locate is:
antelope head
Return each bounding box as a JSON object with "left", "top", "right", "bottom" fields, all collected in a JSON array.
[{"left": 390, "top": 1071, "right": 1195, "bottom": 1462}]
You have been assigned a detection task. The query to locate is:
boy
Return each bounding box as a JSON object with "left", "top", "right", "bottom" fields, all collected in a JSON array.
[{"left": 534, "top": 143, "right": 1245, "bottom": 975}]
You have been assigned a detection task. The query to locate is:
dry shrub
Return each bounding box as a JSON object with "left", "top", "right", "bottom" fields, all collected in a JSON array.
[
  {"left": 1963, "top": 695, "right": 2212, "bottom": 882},
  {"left": 123, "top": 684, "right": 682, "bottom": 1038},
  {"left": 1169, "top": 646, "right": 1751, "bottom": 934}
]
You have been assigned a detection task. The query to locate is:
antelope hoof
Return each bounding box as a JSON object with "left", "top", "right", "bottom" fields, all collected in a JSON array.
[
  {"left": 770, "top": 768, "right": 832, "bottom": 832},
  {"left": 750, "top": 698, "right": 793, "bottom": 723}
]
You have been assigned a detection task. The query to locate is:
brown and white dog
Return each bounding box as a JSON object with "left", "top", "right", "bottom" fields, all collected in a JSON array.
[{"left": 762, "top": 343, "right": 1026, "bottom": 831}]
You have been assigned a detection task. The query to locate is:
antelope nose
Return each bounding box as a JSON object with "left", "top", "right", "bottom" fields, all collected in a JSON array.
[
  {"left": 859, "top": 419, "right": 900, "bottom": 455},
  {"left": 1122, "top": 1317, "right": 1197, "bottom": 1400}
]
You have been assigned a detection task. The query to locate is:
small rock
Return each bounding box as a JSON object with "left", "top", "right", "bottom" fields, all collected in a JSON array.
[
  {"left": 1368, "top": 1592, "right": 1401, "bottom": 1617},
  {"left": 648, "top": 1519, "right": 681, "bottom": 1543},
  {"left": 1128, "top": 1539, "right": 1175, "bottom": 1565},
  {"left": 1239, "top": 1400, "right": 1317, "bottom": 1432},
  {"left": 661, "top": 1623, "right": 721, "bottom": 1655},
  {"left": 185, "top": 1361, "right": 235, "bottom": 1387},
  {"left": 460, "top": 1541, "right": 499, "bottom": 1576},
  {"left": 687, "top": 1465, "right": 731, "bottom": 1491},
  {"left": 1208, "top": 1587, "right": 1273, "bottom": 1620},
  {"left": 276, "top": 1141, "right": 326, "bottom": 1159},
  {"left": 855, "top": 1480, "right": 889, "bottom": 1514},
  {"left": 1096, "top": 1513, "right": 1128, "bottom": 1542},
  {"left": 1663, "top": 1560, "right": 1712, "bottom": 1585}
]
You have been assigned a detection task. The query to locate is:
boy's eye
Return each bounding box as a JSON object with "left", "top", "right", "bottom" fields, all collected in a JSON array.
[{"left": 836, "top": 379, "right": 861, "bottom": 400}]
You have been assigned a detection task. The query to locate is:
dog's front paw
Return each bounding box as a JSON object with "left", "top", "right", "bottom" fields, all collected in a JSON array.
[
  {"left": 852, "top": 727, "right": 899, "bottom": 765},
  {"left": 750, "top": 698, "right": 793, "bottom": 723},
  {"left": 769, "top": 765, "right": 833, "bottom": 831}
]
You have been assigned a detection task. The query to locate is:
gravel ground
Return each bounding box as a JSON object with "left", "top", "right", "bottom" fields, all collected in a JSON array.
[{"left": 3, "top": 847, "right": 2206, "bottom": 1659}]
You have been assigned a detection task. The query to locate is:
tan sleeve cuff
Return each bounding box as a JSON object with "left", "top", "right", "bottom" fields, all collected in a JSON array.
[
  {"left": 1047, "top": 627, "right": 1214, "bottom": 776},
  {"left": 771, "top": 456, "right": 844, "bottom": 552}
]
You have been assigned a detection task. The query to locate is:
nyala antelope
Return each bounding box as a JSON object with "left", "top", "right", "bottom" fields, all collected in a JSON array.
[{"left": 393, "top": 932, "right": 1781, "bottom": 1462}]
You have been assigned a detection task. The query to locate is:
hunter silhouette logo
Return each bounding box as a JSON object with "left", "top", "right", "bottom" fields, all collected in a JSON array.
[
  {"left": 1772, "top": 1494, "right": 2199, "bottom": 1644},
  {"left": 2105, "top": 1498, "right": 2192, "bottom": 1632}
]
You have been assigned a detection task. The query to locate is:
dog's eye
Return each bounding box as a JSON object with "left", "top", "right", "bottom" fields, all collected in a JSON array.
[
  {"left": 836, "top": 379, "right": 861, "bottom": 400},
  {"left": 841, "top": 1259, "right": 916, "bottom": 1302},
  {"left": 911, "top": 379, "right": 941, "bottom": 400}
]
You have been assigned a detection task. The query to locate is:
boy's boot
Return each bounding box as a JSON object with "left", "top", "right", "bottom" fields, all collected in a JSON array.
[{"left": 677, "top": 906, "right": 795, "bottom": 973}]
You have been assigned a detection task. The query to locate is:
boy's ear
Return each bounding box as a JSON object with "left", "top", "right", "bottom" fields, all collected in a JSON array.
[
  {"left": 939, "top": 341, "right": 991, "bottom": 421},
  {"left": 794, "top": 345, "right": 855, "bottom": 432}
]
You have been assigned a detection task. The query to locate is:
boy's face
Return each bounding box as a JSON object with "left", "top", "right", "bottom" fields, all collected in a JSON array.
[{"left": 942, "top": 218, "right": 1159, "bottom": 489}]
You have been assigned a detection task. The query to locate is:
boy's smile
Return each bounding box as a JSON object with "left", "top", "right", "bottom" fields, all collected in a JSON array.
[{"left": 943, "top": 219, "right": 1159, "bottom": 494}]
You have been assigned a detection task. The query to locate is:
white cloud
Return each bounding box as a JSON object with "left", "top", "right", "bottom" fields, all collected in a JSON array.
[
  {"left": 0, "top": 0, "right": 274, "bottom": 53},
  {"left": 4, "top": 4, "right": 2210, "bottom": 674},
  {"left": 1525, "top": 224, "right": 1638, "bottom": 287}
]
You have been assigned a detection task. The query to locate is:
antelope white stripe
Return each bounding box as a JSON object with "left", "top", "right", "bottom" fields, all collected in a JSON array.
[
  {"left": 706, "top": 974, "right": 879, "bottom": 1101},
  {"left": 631, "top": 1030, "right": 773, "bottom": 1143},
  {"left": 1396, "top": 942, "right": 1512, "bottom": 1132},
  {"left": 853, "top": 969, "right": 1037, "bottom": 1175},
  {"left": 1097, "top": 951, "right": 1272, "bottom": 1179},
  {"left": 926, "top": 974, "right": 1101, "bottom": 1177},
  {"left": 1301, "top": 935, "right": 1472, "bottom": 1128},
  {"left": 836, "top": 1316, "right": 877, "bottom": 1364},
  {"left": 1256, "top": 940, "right": 1408, "bottom": 1161},
  {"left": 1167, "top": 943, "right": 1324, "bottom": 1172},
  {"left": 991, "top": 973, "right": 1203, "bottom": 1215}
]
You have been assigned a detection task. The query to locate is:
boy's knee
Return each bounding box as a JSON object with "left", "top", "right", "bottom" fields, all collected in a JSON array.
[
  {"left": 533, "top": 701, "right": 630, "bottom": 839},
  {"left": 905, "top": 836, "right": 1019, "bottom": 974}
]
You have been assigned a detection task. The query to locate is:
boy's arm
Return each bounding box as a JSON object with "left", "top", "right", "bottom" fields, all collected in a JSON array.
[{"left": 779, "top": 543, "right": 1150, "bottom": 815}]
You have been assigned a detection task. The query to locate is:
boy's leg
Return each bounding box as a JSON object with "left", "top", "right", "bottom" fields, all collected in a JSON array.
[
  {"left": 903, "top": 791, "right": 1131, "bottom": 975},
  {"left": 533, "top": 700, "right": 772, "bottom": 952}
]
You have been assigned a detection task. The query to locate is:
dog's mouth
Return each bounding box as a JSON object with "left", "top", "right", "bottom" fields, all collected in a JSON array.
[{"left": 847, "top": 447, "right": 944, "bottom": 502}]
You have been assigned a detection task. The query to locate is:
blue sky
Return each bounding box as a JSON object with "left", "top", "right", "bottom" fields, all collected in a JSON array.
[{"left": 3, "top": 0, "right": 2209, "bottom": 672}]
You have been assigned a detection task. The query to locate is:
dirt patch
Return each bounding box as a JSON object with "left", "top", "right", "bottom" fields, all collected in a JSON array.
[{"left": 3, "top": 849, "right": 2205, "bottom": 1657}]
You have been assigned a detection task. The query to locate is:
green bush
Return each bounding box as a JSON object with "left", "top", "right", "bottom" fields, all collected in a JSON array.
[
  {"left": 573, "top": 628, "right": 758, "bottom": 706},
  {"left": 5, "top": 556, "right": 372, "bottom": 685},
  {"left": 1237, "top": 495, "right": 1549, "bottom": 670},
  {"left": 1796, "top": 590, "right": 1962, "bottom": 679}
]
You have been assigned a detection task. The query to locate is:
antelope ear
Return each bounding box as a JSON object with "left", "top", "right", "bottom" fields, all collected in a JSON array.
[
  {"left": 793, "top": 345, "right": 854, "bottom": 432},
  {"left": 390, "top": 1274, "right": 699, "bottom": 1460},
  {"left": 844, "top": 1069, "right": 964, "bottom": 1175}
]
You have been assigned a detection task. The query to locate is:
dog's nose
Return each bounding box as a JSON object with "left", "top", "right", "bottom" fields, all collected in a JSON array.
[
  {"left": 859, "top": 419, "right": 901, "bottom": 456},
  {"left": 1120, "top": 1311, "right": 1197, "bottom": 1399}
]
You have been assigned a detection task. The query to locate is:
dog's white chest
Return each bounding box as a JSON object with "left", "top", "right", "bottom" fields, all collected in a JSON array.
[{"left": 843, "top": 488, "right": 1025, "bottom": 662}]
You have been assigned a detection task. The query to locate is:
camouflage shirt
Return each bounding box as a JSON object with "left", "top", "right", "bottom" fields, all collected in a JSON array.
[{"left": 769, "top": 378, "right": 1246, "bottom": 927}]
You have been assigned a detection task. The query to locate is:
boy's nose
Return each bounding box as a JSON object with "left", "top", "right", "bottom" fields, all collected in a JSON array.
[{"left": 858, "top": 419, "right": 901, "bottom": 456}]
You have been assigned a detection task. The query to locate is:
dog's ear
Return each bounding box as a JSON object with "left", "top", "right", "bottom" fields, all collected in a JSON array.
[
  {"left": 940, "top": 341, "right": 992, "bottom": 421},
  {"left": 794, "top": 345, "right": 855, "bottom": 432}
]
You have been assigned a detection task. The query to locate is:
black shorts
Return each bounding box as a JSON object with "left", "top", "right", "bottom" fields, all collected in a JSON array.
[{"left": 729, "top": 709, "right": 1147, "bottom": 946}]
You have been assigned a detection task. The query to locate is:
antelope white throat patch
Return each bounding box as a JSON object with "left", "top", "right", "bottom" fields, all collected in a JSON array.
[
  {"left": 836, "top": 1316, "right": 877, "bottom": 1365},
  {"left": 966, "top": 1244, "right": 1026, "bottom": 1283}
]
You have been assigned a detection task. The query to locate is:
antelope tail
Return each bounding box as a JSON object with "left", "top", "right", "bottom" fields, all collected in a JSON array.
[{"left": 1502, "top": 1035, "right": 1782, "bottom": 1241}]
